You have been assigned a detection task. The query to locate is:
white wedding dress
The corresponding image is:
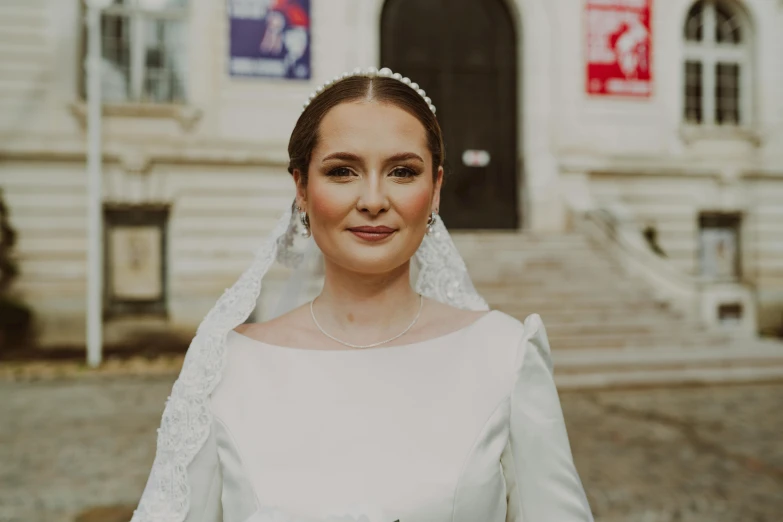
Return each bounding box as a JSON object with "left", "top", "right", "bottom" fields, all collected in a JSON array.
[{"left": 179, "top": 311, "right": 594, "bottom": 522}]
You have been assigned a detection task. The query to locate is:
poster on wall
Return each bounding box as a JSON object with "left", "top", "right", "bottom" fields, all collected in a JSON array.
[
  {"left": 228, "top": 0, "right": 311, "bottom": 79},
  {"left": 585, "top": 0, "right": 652, "bottom": 97},
  {"left": 699, "top": 227, "right": 738, "bottom": 281},
  {"left": 109, "top": 226, "right": 163, "bottom": 301}
]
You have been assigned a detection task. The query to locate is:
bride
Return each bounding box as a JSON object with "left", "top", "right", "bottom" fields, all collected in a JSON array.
[{"left": 130, "top": 67, "right": 594, "bottom": 522}]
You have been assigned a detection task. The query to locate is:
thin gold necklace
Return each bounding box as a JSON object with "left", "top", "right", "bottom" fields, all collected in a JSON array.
[{"left": 309, "top": 294, "right": 425, "bottom": 349}]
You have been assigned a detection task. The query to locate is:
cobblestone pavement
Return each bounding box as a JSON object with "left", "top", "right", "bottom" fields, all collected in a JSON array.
[{"left": 1, "top": 373, "right": 781, "bottom": 522}]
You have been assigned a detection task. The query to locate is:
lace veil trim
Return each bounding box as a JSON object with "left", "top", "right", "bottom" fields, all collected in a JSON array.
[
  {"left": 130, "top": 206, "right": 292, "bottom": 522},
  {"left": 415, "top": 214, "right": 489, "bottom": 312},
  {"left": 130, "top": 203, "right": 487, "bottom": 522}
]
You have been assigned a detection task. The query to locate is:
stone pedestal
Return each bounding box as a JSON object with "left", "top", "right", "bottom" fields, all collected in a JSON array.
[{"left": 700, "top": 282, "right": 758, "bottom": 338}]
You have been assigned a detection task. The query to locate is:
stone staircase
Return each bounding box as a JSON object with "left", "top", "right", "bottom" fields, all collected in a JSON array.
[{"left": 451, "top": 231, "right": 783, "bottom": 388}]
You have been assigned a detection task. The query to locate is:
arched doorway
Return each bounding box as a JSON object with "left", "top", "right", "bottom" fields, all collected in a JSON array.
[{"left": 381, "top": 0, "right": 519, "bottom": 229}]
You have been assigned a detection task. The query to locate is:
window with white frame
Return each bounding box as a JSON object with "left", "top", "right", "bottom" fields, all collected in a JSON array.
[
  {"left": 81, "top": 0, "right": 188, "bottom": 104},
  {"left": 683, "top": 0, "right": 752, "bottom": 126}
]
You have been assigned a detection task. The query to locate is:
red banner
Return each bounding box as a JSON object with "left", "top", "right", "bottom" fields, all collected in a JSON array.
[{"left": 586, "top": 0, "right": 652, "bottom": 97}]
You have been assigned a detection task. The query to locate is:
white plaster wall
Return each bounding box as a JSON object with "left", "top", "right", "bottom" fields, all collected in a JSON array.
[
  {"left": 746, "top": 178, "right": 783, "bottom": 332},
  {"left": 554, "top": 0, "right": 783, "bottom": 169}
]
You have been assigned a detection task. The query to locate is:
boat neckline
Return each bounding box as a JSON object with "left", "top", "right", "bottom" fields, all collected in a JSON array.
[{"left": 229, "top": 309, "right": 499, "bottom": 354}]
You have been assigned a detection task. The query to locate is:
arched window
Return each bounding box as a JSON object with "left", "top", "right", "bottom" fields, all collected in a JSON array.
[{"left": 683, "top": 0, "right": 751, "bottom": 126}]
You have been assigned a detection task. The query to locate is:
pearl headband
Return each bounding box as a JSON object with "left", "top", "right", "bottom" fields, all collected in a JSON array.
[{"left": 302, "top": 66, "right": 437, "bottom": 115}]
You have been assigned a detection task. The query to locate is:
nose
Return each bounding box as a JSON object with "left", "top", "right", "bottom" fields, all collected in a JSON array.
[{"left": 356, "top": 173, "right": 390, "bottom": 216}]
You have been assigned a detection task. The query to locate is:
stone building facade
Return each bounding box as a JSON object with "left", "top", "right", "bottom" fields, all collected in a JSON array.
[{"left": 0, "top": 0, "right": 782, "bottom": 346}]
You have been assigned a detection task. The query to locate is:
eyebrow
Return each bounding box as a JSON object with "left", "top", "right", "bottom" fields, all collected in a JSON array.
[
  {"left": 321, "top": 152, "right": 362, "bottom": 163},
  {"left": 387, "top": 152, "right": 425, "bottom": 164},
  {"left": 320, "top": 152, "right": 425, "bottom": 164}
]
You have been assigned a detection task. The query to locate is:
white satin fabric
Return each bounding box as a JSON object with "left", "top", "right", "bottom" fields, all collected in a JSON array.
[{"left": 181, "top": 311, "right": 594, "bottom": 522}]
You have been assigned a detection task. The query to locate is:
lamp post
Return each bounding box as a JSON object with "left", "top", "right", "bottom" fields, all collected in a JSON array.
[{"left": 85, "top": 0, "right": 113, "bottom": 368}]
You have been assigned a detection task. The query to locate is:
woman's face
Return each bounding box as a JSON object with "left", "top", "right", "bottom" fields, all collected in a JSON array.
[{"left": 295, "top": 100, "right": 443, "bottom": 275}]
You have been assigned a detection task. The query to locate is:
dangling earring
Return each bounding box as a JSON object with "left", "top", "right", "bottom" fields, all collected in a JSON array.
[
  {"left": 426, "top": 210, "right": 438, "bottom": 235},
  {"left": 297, "top": 205, "right": 311, "bottom": 238}
]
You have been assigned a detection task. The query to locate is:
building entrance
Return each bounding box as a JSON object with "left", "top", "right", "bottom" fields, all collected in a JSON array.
[{"left": 381, "top": 0, "right": 520, "bottom": 229}]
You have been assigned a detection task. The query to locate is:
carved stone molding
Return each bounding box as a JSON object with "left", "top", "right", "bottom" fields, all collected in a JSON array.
[
  {"left": 679, "top": 124, "right": 763, "bottom": 147},
  {"left": 118, "top": 148, "right": 152, "bottom": 175},
  {"left": 68, "top": 101, "right": 203, "bottom": 132},
  {"left": 0, "top": 140, "right": 289, "bottom": 168}
]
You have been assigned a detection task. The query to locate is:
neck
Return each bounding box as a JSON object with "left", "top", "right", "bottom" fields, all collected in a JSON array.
[{"left": 315, "top": 259, "right": 421, "bottom": 335}]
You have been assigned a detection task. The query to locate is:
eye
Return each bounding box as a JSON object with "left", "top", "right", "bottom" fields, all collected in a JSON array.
[
  {"left": 390, "top": 167, "right": 418, "bottom": 178},
  {"left": 326, "top": 166, "right": 354, "bottom": 177}
]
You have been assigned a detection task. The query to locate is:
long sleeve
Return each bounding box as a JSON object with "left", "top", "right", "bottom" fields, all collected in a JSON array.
[
  {"left": 131, "top": 412, "right": 223, "bottom": 522},
  {"left": 503, "top": 314, "right": 594, "bottom": 522},
  {"left": 183, "top": 423, "right": 223, "bottom": 522}
]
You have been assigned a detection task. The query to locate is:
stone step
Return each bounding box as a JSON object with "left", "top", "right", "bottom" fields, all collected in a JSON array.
[
  {"left": 486, "top": 294, "right": 669, "bottom": 309},
  {"left": 456, "top": 242, "right": 593, "bottom": 252},
  {"left": 551, "top": 344, "right": 783, "bottom": 389},
  {"left": 546, "top": 333, "right": 734, "bottom": 350},
  {"left": 516, "top": 308, "right": 686, "bottom": 323},
  {"left": 479, "top": 272, "right": 633, "bottom": 283},
  {"left": 465, "top": 265, "right": 623, "bottom": 280},
  {"left": 478, "top": 281, "right": 657, "bottom": 296},
  {"left": 498, "top": 309, "right": 679, "bottom": 325},
  {"left": 477, "top": 274, "right": 645, "bottom": 285},
  {"left": 456, "top": 239, "right": 599, "bottom": 251},
  {"left": 480, "top": 278, "right": 653, "bottom": 289},
  {"left": 451, "top": 230, "right": 776, "bottom": 386},
  {"left": 543, "top": 322, "right": 732, "bottom": 340},
  {"left": 469, "top": 271, "right": 628, "bottom": 285},
  {"left": 458, "top": 247, "right": 593, "bottom": 257},
  {"left": 452, "top": 232, "right": 588, "bottom": 246},
  {"left": 536, "top": 321, "right": 715, "bottom": 336},
  {"left": 548, "top": 324, "right": 730, "bottom": 339},
  {"left": 463, "top": 254, "right": 612, "bottom": 266},
  {"left": 553, "top": 343, "right": 783, "bottom": 366},
  {"left": 555, "top": 365, "right": 783, "bottom": 388}
]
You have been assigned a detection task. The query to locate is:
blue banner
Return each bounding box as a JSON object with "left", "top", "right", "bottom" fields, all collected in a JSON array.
[{"left": 228, "top": 0, "right": 311, "bottom": 79}]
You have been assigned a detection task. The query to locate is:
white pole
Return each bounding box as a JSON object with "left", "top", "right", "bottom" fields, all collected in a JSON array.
[{"left": 86, "top": 3, "right": 104, "bottom": 368}]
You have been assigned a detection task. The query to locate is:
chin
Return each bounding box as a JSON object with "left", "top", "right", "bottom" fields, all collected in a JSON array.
[
  {"left": 324, "top": 240, "right": 415, "bottom": 275},
  {"left": 339, "top": 249, "right": 411, "bottom": 275},
  {"left": 315, "top": 229, "right": 426, "bottom": 275}
]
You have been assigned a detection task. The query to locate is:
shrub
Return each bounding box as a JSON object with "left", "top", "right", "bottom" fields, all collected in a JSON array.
[{"left": 0, "top": 189, "right": 33, "bottom": 349}]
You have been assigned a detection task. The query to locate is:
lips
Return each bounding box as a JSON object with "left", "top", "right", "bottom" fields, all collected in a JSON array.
[{"left": 347, "top": 225, "right": 397, "bottom": 242}]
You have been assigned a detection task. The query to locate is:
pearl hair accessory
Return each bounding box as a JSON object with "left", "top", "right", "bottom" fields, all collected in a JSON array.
[{"left": 301, "top": 66, "right": 436, "bottom": 115}]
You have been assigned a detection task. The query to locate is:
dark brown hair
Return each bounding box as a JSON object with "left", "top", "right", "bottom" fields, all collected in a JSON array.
[{"left": 287, "top": 76, "right": 445, "bottom": 184}]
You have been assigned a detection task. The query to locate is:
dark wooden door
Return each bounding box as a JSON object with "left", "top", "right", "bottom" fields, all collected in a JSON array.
[{"left": 381, "top": 0, "right": 519, "bottom": 229}]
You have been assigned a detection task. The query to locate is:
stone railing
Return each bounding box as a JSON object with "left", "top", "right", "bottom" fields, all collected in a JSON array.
[{"left": 574, "top": 204, "right": 758, "bottom": 338}]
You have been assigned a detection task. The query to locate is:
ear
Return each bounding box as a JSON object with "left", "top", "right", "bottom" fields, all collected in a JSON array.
[
  {"left": 293, "top": 169, "right": 307, "bottom": 209},
  {"left": 431, "top": 166, "right": 444, "bottom": 213}
]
